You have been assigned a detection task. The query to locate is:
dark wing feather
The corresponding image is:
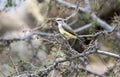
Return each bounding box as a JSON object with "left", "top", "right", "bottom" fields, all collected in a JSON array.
[{"left": 62, "top": 23, "right": 76, "bottom": 36}]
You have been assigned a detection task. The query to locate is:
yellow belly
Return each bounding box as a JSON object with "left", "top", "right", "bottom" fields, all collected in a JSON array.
[{"left": 59, "top": 27, "right": 77, "bottom": 39}]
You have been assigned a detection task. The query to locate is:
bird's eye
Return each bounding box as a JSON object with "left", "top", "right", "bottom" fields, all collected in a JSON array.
[{"left": 56, "top": 20, "right": 62, "bottom": 21}]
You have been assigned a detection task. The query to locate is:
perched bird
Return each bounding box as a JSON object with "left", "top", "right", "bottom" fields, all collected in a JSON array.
[
  {"left": 55, "top": 18, "right": 77, "bottom": 39},
  {"left": 55, "top": 18, "right": 85, "bottom": 53}
]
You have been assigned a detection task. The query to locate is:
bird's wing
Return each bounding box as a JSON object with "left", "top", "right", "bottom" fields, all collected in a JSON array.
[{"left": 62, "top": 23, "right": 76, "bottom": 36}]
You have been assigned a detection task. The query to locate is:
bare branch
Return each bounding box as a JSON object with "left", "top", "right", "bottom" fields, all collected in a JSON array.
[
  {"left": 74, "top": 23, "right": 92, "bottom": 33},
  {"left": 78, "top": 30, "right": 108, "bottom": 38},
  {"left": 0, "top": 32, "right": 60, "bottom": 45},
  {"left": 97, "top": 50, "right": 120, "bottom": 59},
  {"left": 56, "top": 0, "right": 87, "bottom": 13},
  {"left": 90, "top": 13, "right": 114, "bottom": 32}
]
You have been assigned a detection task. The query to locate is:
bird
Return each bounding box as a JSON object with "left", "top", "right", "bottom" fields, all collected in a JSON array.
[
  {"left": 55, "top": 18, "right": 78, "bottom": 39},
  {"left": 55, "top": 18, "right": 87, "bottom": 54}
]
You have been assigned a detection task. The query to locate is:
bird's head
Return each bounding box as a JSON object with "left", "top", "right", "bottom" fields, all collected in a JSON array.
[{"left": 55, "top": 18, "right": 65, "bottom": 25}]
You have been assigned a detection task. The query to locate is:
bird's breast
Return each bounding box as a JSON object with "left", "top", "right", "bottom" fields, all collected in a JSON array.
[{"left": 58, "top": 25, "right": 77, "bottom": 39}]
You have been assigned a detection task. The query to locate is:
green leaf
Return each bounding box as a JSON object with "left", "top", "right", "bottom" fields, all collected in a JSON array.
[{"left": 91, "top": 21, "right": 98, "bottom": 27}]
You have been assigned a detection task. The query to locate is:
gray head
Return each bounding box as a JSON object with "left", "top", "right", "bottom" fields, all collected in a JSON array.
[{"left": 55, "top": 18, "right": 65, "bottom": 24}]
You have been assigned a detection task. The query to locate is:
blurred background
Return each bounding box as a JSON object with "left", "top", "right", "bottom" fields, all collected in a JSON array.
[{"left": 0, "top": 0, "right": 120, "bottom": 77}]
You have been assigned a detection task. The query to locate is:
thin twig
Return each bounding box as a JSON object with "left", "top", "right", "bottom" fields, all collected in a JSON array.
[
  {"left": 10, "top": 56, "right": 19, "bottom": 76},
  {"left": 65, "top": 0, "right": 81, "bottom": 21},
  {"left": 0, "top": 69, "right": 7, "bottom": 77}
]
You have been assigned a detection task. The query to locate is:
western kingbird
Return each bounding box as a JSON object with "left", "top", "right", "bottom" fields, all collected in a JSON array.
[
  {"left": 56, "top": 18, "right": 85, "bottom": 53},
  {"left": 56, "top": 18, "right": 78, "bottom": 39}
]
